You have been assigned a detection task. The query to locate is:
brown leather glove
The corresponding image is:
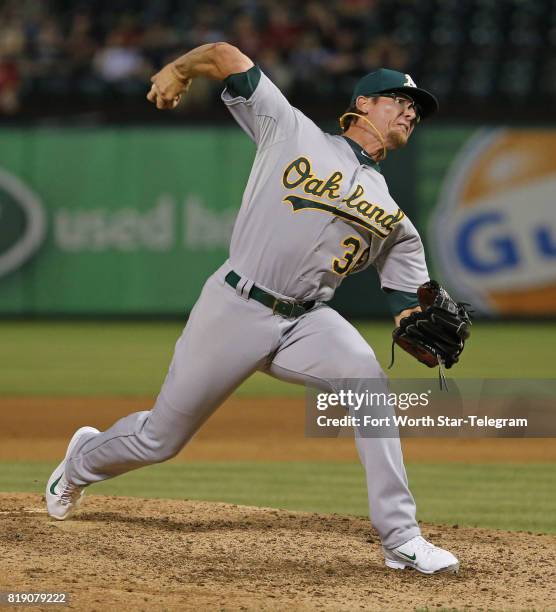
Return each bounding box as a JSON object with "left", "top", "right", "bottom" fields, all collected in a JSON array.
[{"left": 391, "top": 280, "right": 472, "bottom": 369}]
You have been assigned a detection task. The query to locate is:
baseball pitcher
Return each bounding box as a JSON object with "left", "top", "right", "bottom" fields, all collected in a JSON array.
[{"left": 46, "top": 42, "right": 471, "bottom": 575}]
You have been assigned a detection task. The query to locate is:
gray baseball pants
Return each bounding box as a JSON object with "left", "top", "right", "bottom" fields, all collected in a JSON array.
[{"left": 66, "top": 262, "right": 420, "bottom": 549}]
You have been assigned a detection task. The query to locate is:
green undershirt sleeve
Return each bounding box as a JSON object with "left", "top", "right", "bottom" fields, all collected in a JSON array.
[
  {"left": 383, "top": 288, "right": 419, "bottom": 316},
  {"left": 224, "top": 65, "right": 262, "bottom": 99}
]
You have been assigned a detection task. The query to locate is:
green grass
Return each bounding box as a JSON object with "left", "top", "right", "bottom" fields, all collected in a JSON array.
[
  {"left": 2, "top": 461, "right": 554, "bottom": 533},
  {"left": 0, "top": 321, "right": 554, "bottom": 396},
  {"left": 2, "top": 321, "right": 553, "bottom": 537}
]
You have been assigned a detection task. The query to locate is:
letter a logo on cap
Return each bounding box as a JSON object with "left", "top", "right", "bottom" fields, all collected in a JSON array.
[{"left": 404, "top": 74, "right": 417, "bottom": 87}]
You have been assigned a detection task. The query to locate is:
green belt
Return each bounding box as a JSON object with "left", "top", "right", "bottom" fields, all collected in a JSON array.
[{"left": 225, "top": 271, "right": 315, "bottom": 318}]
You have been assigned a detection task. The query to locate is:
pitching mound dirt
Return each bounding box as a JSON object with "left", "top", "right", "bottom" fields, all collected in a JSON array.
[{"left": 0, "top": 494, "right": 554, "bottom": 611}]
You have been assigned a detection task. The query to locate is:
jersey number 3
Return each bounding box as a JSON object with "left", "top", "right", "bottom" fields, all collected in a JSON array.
[{"left": 332, "top": 236, "right": 361, "bottom": 275}]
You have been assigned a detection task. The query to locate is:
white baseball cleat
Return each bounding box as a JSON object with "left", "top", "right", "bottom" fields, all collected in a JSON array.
[
  {"left": 383, "top": 535, "right": 460, "bottom": 574},
  {"left": 46, "top": 426, "right": 99, "bottom": 520}
]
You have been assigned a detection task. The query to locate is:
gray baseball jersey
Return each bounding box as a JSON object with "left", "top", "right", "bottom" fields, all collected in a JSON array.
[
  {"left": 60, "top": 64, "right": 429, "bottom": 551},
  {"left": 223, "top": 68, "right": 429, "bottom": 302}
]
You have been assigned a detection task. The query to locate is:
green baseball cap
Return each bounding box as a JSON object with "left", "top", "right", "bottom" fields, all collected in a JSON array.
[{"left": 351, "top": 68, "right": 439, "bottom": 119}]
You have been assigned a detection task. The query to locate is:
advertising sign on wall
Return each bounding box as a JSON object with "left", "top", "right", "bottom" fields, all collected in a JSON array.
[
  {"left": 0, "top": 168, "right": 46, "bottom": 278},
  {"left": 0, "top": 128, "right": 253, "bottom": 314},
  {"left": 1, "top": 126, "right": 554, "bottom": 317},
  {"left": 429, "top": 129, "right": 556, "bottom": 315}
]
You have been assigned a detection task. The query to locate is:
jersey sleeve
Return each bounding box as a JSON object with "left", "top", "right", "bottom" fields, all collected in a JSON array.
[
  {"left": 375, "top": 219, "right": 430, "bottom": 293},
  {"left": 383, "top": 289, "right": 419, "bottom": 315},
  {"left": 221, "top": 66, "right": 297, "bottom": 148}
]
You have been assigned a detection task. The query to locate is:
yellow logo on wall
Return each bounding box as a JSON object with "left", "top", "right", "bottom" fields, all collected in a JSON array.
[{"left": 429, "top": 129, "right": 556, "bottom": 315}]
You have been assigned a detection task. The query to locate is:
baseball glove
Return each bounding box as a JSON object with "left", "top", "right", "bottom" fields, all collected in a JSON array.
[{"left": 389, "top": 280, "right": 472, "bottom": 370}]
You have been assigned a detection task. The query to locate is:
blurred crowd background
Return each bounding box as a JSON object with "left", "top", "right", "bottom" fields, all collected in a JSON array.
[{"left": 1, "top": 0, "right": 555, "bottom": 122}]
